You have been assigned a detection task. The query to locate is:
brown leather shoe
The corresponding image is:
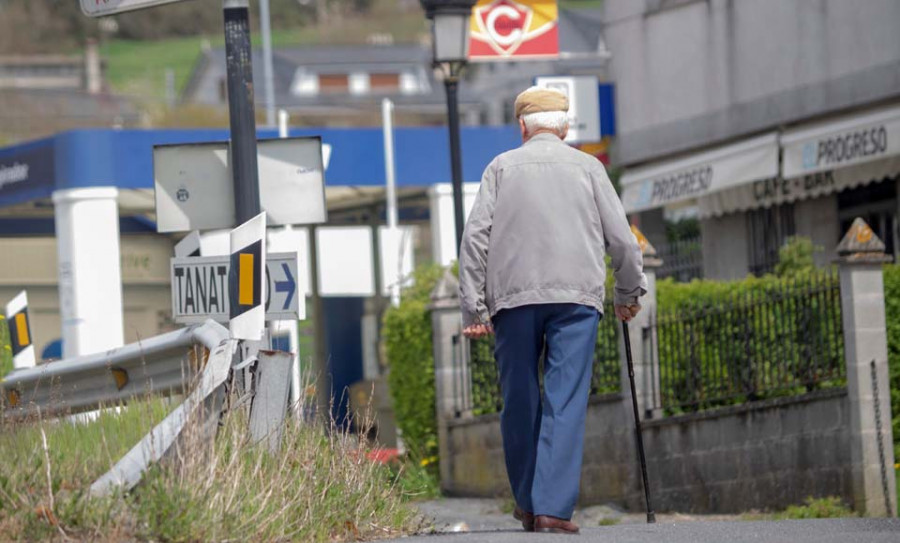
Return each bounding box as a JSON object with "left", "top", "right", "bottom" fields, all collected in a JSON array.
[
  {"left": 513, "top": 506, "right": 535, "bottom": 532},
  {"left": 534, "top": 515, "right": 580, "bottom": 534}
]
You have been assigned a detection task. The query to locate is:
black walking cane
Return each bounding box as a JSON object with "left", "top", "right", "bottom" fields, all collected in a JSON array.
[{"left": 621, "top": 322, "right": 656, "bottom": 524}]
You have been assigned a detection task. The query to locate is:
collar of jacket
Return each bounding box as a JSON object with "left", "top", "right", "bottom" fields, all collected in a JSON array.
[{"left": 524, "top": 132, "right": 565, "bottom": 145}]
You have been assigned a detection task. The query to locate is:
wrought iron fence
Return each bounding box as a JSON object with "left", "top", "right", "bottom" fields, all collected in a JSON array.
[
  {"left": 656, "top": 238, "right": 703, "bottom": 282},
  {"left": 458, "top": 302, "right": 620, "bottom": 418},
  {"left": 650, "top": 270, "right": 845, "bottom": 415}
]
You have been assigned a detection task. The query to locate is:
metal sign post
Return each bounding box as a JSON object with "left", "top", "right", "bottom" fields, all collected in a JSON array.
[
  {"left": 223, "top": 0, "right": 262, "bottom": 225},
  {"left": 82, "top": 0, "right": 263, "bottom": 226}
]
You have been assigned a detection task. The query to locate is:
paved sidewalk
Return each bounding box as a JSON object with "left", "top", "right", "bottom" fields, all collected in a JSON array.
[
  {"left": 386, "top": 499, "right": 899, "bottom": 543},
  {"left": 412, "top": 498, "right": 736, "bottom": 533},
  {"left": 388, "top": 518, "right": 899, "bottom": 542}
]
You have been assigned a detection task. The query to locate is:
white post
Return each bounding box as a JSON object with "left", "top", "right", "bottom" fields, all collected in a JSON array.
[
  {"left": 278, "top": 109, "right": 290, "bottom": 139},
  {"left": 382, "top": 98, "right": 400, "bottom": 307},
  {"left": 267, "top": 226, "right": 305, "bottom": 415},
  {"left": 273, "top": 109, "right": 303, "bottom": 413},
  {"left": 260, "top": 0, "right": 276, "bottom": 128},
  {"left": 52, "top": 187, "right": 124, "bottom": 358},
  {"left": 836, "top": 218, "right": 897, "bottom": 516}
]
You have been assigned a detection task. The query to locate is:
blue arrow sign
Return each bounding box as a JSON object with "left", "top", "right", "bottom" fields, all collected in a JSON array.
[{"left": 274, "top": 262, "right": 296, "bottom": 310}]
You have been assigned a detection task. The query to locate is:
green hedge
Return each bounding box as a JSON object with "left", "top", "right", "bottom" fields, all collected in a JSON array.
[
  {"left": 382, "top": 263, "right": 445, "bottom": 468},
  {"left": 881, "top": 265, "right": 900, "bottom": 449},
  {"left": 659, "top": 264, "right": 900, "bottom": 450},
  {"left": 655, "top": 271, "right": 845, "bottom": 414}
]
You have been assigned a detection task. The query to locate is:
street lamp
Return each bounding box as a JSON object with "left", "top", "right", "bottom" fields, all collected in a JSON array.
[{"left": 420, "top": 0, "right": 477, "bottom": 255}]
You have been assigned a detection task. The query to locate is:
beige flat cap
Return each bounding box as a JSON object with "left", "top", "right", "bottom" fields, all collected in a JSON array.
[{"left": 514, "top": 86, "right": 569, "bottom": 118}]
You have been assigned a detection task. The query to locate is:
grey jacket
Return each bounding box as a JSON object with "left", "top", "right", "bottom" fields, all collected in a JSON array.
[{"left": 459, "top": 133, "right": 647, "bottom": 327}]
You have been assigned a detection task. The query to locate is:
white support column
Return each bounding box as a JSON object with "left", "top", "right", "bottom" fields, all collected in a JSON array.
[
  {"left": 428, "top": 269, "right": 468, "bottom": 492},
  {"left": 52, "top": 187, "right": 124, "bottom": 358},
  {"left": 836, "top": 218, "right": 897, "bottom": 517},
  {"left": 427, "top": 183, "right": 480, "bottom": 266}
]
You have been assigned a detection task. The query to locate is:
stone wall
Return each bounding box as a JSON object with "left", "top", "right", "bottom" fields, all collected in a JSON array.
[
  {"left": 443, "top": 389, "right": 852, "bottom": 513},
  {"left": 434, "top": 222, "right": 894, "bottom": 515}
]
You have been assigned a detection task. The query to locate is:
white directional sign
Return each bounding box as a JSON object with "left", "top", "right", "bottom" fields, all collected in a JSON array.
[
  {"left": 80, "top": 0, "right": 192, "bottom": 18},
  {"left": 170, "top": 252, "right": 301, "bottom": 324}
]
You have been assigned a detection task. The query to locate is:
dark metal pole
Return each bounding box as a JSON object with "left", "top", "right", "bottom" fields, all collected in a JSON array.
[
  {"left": 622, "top": 322, "right": 656, "bottom": 524},
  {"left": 444, "top": 75, "right": 465, "bottom": 254},
  {"left": 223, "top": 0, "right": 261, "bottom": 224}
]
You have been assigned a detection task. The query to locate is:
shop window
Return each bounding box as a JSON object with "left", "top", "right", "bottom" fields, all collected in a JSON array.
[
  {"left": 319, "top": 74, "right": 349, "bottom": 93},
  {"left": 370, "top": 73, "right": 400, "bottom": 91},
  {"left": 747, "top": 204, "right": 795, "bottom": 276},
  {"left": 838, "top": 179, "right": 897, "bottom": 258}
]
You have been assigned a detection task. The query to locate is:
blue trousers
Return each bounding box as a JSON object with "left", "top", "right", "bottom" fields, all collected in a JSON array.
[{"left": 492, "top": 303, "right": 600, "bottom": 520}]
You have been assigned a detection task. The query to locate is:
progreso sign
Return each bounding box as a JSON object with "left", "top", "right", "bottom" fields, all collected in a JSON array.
[{"left": 170, "top": 252, "right": 300, "bottom": 324}]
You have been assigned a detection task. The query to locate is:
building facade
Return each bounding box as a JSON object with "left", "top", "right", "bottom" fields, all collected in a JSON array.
[
  {"left": 180, "top": 8, "right": 611, "bottom": 127},
  {"left": 604, "top": 0, "right": 900, "bottom": 279}
]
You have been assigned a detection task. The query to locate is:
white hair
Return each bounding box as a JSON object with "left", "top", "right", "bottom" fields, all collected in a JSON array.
[{"left": 521, "top": 110, "right": 569, "bottom": 136}]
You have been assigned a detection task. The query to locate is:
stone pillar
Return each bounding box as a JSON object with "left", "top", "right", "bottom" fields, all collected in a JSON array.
[
  {"left": 622, "top": 226, "right": 663, "bottom": 418},
  {"left": 429, "top": 268, "right": 467, "bottom": 491},
  {"left": 836, "top": 218, "right": 897, "bottom": 517},
  {"left": 53, "top": 187, "right": 124, "bottom": 358}
]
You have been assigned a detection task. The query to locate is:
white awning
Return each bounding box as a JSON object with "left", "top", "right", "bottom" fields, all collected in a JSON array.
[
  {"left": 698, "top": 154, "right": 900, "bottom": 218},
  {"left": 699, "top": 105, "right": 900, "bottom": 218},
  {"left": 781, "top": 104, "right": 900, "bottom": 178},
  {"left": 620, "top": 133, "right": 779, "bottom": 214}
]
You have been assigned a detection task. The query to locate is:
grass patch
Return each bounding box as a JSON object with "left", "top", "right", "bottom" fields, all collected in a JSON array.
[
  {"left": 0, "top": 394, "right": 427, "bottom": 541},
  {"left": 598, "top": 517, "right": 620, "bottom": 526},
  {"left": 498, "top": 498, "right": 516, "bottom": 515},
  {"left": 742, "top": 496, "right": 857, "bottom": 521},
  {"left": 777, "top": 497, "right": 856, "bottom": 520},
  {"left": 101, "top": 1, "right": 426, "bottom": 104},
  {"left": 101, "top": 35, "right": 212, "bottom": 101},
  {"left": 387, "top": 454, "right": 441, "bottom": 502}
]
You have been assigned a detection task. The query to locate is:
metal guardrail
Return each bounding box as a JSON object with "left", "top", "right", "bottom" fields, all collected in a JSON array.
[
  {"left": 91, "top": 323, "right": 234, "bottom": 496},
  {"left": 2, "top": 320, "right": 229, "bottom": 418},
  {"left": 0, "top": 319, "right": 236, "bottom": 495}
]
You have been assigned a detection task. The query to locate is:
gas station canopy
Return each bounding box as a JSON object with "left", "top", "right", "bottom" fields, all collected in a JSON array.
[{"left": 0, "top": 125, "right": 520, "bottom": 228}]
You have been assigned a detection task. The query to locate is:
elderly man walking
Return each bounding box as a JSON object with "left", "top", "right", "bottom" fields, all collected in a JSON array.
[{"left": 458, "top": 86, "right": 647, "bottom": 535}]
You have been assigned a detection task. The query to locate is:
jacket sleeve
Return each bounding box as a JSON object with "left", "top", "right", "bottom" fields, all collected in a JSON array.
[
  {"left": 592, "top": 163, "right": 648, "bottom": 306},
  {"left": 458, "top": 159, "right": 498, "bottom": 328}
]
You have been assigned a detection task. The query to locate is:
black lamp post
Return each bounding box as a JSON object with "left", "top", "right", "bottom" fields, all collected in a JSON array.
[{"left": 420, "top": 0, "right": 477, "bottom": 255}]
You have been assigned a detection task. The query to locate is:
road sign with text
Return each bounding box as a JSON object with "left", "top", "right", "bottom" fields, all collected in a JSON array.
[
  {"left": 80, "top": 0, "right": 192, "bottom": 18},
  {"left": 170, "top": 252, "right": 300, "bottom": 324}
]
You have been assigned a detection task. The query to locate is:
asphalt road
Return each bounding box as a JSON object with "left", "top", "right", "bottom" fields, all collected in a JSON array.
[{"left": 385, "top": 518, "right": 900, "bottom": 543}]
